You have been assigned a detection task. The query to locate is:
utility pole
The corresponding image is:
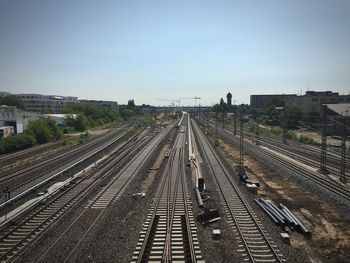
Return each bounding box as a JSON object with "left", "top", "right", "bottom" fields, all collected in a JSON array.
[
  {"left": 283, "top": 105, "right": 287, "bottom": 144},
  {"left": 255, "top": 112, "right": 260, "bottom": 145},
  {"left": 234, "top": 107, "right": 237, "bottom": 136},
  {"left": 319, "top": 105, "right": 329, "bottom": 174},
  {"left": 240, "top": 116, "right": 244, "bottom": 169},
  {"left": 275, "top": 106, "right": 287, "bottom": 143},
  {"left": 340, "top": 116, "right": 346, "bottom": 183},
  {"left": 340, "top": 110, "right": 348, "bottom": 183},
  {"left": 222, "top": 112, "right": 225, "bottom": 129},
  {"left": 238, "top": 113, "right": 247, "bottom": 183},
  {"left": 206, "top": 112, "right": 209, "bottom": 129},
  {"left": 215, "top": 111, "right": 219, "bottom": 146}
]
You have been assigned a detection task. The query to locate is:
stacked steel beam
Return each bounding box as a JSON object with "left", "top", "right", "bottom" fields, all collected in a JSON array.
[{"left": 255, "top": 198, "right": 311, "bottom": 238}]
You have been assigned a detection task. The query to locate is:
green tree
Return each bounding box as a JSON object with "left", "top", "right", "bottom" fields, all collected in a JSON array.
[
  {"left": 121, "top": 108, "right": 136, "bottom": 119},
  {"left": 128, "top": 99, "right": 135, "bottom": 107},
  {"left": 61, "top": 103, "right": 119, "bottom": 130},
  {"left": 46, "top": 117, "right": 63, "bottom": 139},
  {"left": 25, "top": 117, "right": 63, "bottom": 144},
  {"left": 0, "top": 134, "right": 36, "bottom": 154},
  {"left": 74, "top": 114, "right": 89, "bottom": 131},
  {"left": 0, "top": 95, "right": 25, "bottom": 110},
  {"left": 26, "top": 118, "right": 53, "bottom": 144}
]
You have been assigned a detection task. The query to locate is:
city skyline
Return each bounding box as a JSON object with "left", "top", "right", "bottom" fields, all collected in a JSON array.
[{"left": 1, "top": 0, "right": 349, "bottom": 106}]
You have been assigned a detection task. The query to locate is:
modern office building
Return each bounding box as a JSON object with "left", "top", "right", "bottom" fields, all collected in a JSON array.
[
  {"left": 294, "top": 91, "right": 350, "bottom": 112},
  {"left": 250, "top": 91, "right": 350, "bottom": 112},
  {"left": 16, "top": 94, "right": 78, "bottom": 113},
  {"left": 250, "top": 94, "right": 297, "bottom": 112}
]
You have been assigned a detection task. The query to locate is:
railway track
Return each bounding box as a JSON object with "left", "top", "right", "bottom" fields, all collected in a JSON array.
[
  {"left": 205, "top": 118, "right": 349, "bottom": 178},
  {"left": 193, "top": 119, "right": 284, "bottom": 263},
  {"left": 0, "top": 128, "right": 134, "bottom": 207},
  {"left": 0, "top": 127, "right": 159, "bottom": 263},
  {"left": 0, "top": 141, "right": 63, "bottom": 170},
  {"left": 0, "top": 128, "right": 126, "bottom": 185},
  {"left": 203, "top": 121, "right": 350, "bottom": 202},
  {"left": 257, "top": 140, "right": 349, "bottom": 178},
  {"left": 257, "top": 146, "right": 350, "bottom": 201},
  {"left": 132, "top": 126, "right": 203, "bottom": 263},
  {"left": 223, "top": 121, "right": 349, "bottom": 177},
  {"left": 30, "top": 125, "right": 172, "bottom": 263}
]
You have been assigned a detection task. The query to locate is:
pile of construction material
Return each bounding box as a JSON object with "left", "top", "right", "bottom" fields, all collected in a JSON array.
[{"left": 255, "top": 198, "right": 311, "bottom": 239}]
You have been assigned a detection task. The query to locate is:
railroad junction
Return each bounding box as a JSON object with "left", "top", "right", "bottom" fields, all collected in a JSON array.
[{"left": 0, "top": 112, "right": 348, "bottom": 263}]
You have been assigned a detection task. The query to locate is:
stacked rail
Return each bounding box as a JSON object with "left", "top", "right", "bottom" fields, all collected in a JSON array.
[{"left": 192, "top": 120, "right": 284, "bottom": 263}]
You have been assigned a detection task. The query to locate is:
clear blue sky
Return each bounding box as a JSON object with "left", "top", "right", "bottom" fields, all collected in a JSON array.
[{"left": 1, "top": 0, "right": 349, "bottom": 106}]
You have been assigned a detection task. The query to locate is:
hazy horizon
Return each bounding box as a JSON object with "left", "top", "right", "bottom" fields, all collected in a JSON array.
[{"left": 1, "top": 0, "right": 349, "bottom": 106}]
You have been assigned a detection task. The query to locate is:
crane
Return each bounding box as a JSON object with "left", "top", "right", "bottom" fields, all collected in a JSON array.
[
  {"left": 156, "top": 98, "right": 181, "bottom": 107},
  {"left": 180, "top": 97, "right": 201, "bottom": 106},
  {"left": 157, "top": 97, "right": 201, "bottom": 108}
]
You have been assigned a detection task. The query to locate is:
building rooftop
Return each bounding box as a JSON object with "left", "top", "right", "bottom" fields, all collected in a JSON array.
[{"left": 325, "top": 103, "right": 350, "bottom": 117}]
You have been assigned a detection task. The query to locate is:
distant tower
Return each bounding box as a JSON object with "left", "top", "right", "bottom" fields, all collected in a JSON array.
[{"left": 227, "top": 92, "right": 232, "bottom": 107}]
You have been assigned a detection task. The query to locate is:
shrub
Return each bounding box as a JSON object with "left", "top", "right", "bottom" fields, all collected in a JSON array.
[
  {"left": 26, "top": 117, "right": 63, "bottom": 144},
  {"left": 0, "top": 134, "right": 36, "bottom": 154}
]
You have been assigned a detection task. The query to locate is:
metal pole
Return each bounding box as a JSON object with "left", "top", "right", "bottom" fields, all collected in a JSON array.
[
  {"left": 234, "top": 108, "right": 237, "bottom": 136},
  {"left": 206, "top": 112, "right": 209, "bottom": 129},
  {"left": 340, "top": 114, "right": 347, "bottom": 183},
  {"left": 239, "top": 114, "right": 244, "bottom": 170},
  {"left": 215, "top": 111, "right": 219, "bottom": 146},
  {"left": 320, "top": 105, "right": 329, "bottom": 174},
  {"left": 256, "top": 114, "right": 260, "bottom": 145},
  {"left": 283, "top": 105, "right": 287, "bottom": 144},
  {"left": 222, "top": 112, "right": 225, "bottom": 129}
]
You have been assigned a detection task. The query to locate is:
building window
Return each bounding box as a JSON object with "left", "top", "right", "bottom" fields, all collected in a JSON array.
[{"left": 311, "top": 98, "right": 318, "bottom": 102}]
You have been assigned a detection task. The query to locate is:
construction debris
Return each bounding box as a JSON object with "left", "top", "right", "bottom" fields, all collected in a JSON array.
[
  {"left": 196, "top": 208, "right": 221, "bottom": 226},
  {"left": 281, "top": 232, "right": 290, "bottom": 244},
  {"left": 212, "top": 229, "right": 221, "bottom": 240},
  {"left": 246, "top": 183, "right": 258, "bottom": 194},
  {"left": 132, "top": 192, "right": 146, "bottom": 198},
  {"left": 255, "top": 198, "right": 311, "bottom": 239}
]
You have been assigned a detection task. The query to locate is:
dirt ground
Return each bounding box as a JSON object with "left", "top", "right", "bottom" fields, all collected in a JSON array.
[
  {"left": 155, "top": 113, "right": 175, "bottom": 126},
  {"left": 212, "top": 135, "right": 350, "bottom": 263},
  {"left": 64, "top": 128, "right": 111, "bottom": 137},
  {"left": 139, "top": 143, "right": 168, "bottom": 193}
]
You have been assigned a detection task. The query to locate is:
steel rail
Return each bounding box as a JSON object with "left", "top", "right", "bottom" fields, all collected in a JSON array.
[
  {"left": 134, "top": 115, "right": 200, "bottom": 263},
  {"left": 0, "top": 128, "right": 132, "bottom": 210},
  {"left": 193, "top": 120, "right": 283, "bottom": 263},
  {"left": 135, "top": 132, "right": 180, "bottom": 263},
  {"left": 0, "top": 141, "right": 63, "bottom": 164},
  {"left": 202, "top": 120, "right": 350, "bottom": 201},
  {"left": 258, "top": 140, "right": 349, "bottom": 177},
  {"left": 0, "top": 130, "right": 146, "bottom": 263},
  {"left": 257, "top": 147, "right": 350, "bottom": 201},
  {"left": 0, "top": 129, "right": 124, "bottom": 184},
  {"left": 180, "top": 147, "right": 197, "bottom": 263},
  {"left": 30, "top": 126, "right": 171, "bottom": 263}
]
